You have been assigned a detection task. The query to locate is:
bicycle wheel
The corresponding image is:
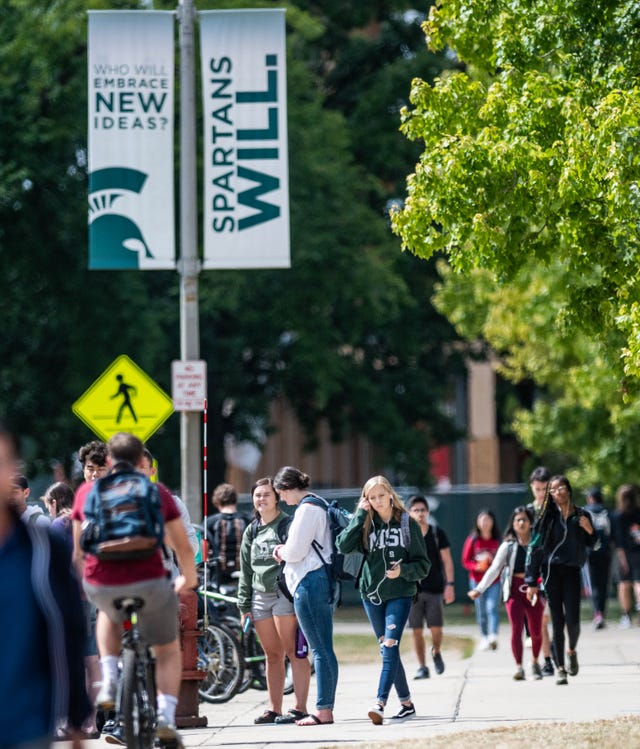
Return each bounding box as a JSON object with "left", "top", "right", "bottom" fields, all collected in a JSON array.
[
  {"left": 122, "top": 648, "right": 156, "bottom": 749},
  {"left": 198, "top": 624, "right": 244, "bottom": 704},
  {"left": 238, "top": 627, "right": 267, "bottom": 693}
]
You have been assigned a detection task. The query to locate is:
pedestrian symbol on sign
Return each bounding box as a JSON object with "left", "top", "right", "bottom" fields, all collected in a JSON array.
[{"left": 111, "top": 374, "right": 138, "bottom": 423}]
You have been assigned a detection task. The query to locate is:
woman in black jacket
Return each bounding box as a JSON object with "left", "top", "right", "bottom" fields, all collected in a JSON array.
[{"left": 525, "top": 475, "right": 595, "bottom": 685}]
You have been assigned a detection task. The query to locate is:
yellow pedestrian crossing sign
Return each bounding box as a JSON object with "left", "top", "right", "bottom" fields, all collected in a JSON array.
[{"left": 72, "top": 355, "right": 174, "bottom": 443}]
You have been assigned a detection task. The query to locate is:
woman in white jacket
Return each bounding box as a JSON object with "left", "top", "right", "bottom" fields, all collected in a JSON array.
[
  {"left": 469, "top": 506, "right": 544, "bottom": 680},
  {"left": 272, "top": 466, "right": 337, "bottom": 726}
]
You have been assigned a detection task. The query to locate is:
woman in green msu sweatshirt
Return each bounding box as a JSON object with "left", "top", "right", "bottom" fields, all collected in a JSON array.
[
  {"left": 237, "top": 477, "right": 310, "bottom": 725},
  {"left": 337, "top": 476, "right": 429, "bottom": 725}
]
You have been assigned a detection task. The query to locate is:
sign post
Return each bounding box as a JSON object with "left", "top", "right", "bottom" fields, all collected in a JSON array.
[{"left": 178, "top": 0, "right": 202, "bottom": 522}]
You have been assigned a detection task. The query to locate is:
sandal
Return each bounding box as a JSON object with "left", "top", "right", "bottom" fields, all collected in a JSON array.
[
  {"left": 254, "top": 710, "right": 281, "bottom": 724},
  {"left": 296, "top": 714, "right": 334, "bottom": 726},
  {"left": 275, "top": 709, "right": 308, "bottom": 724}
]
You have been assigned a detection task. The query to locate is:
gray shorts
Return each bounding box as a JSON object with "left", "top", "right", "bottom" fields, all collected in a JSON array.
[
  {"left": 408, "top": 591, "right": 444, "bottom": 629},
  {"left": 84, "top": 577, "right": 178, "bottom": 646},
  {"left": 252, "top": 590, "right": 295, "bottom": 621}
]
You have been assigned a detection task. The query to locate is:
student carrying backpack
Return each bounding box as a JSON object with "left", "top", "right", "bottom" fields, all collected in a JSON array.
[
  {"left": 300, "top": 494, "right": 365, "bottom": 594},
  {"left": 80, "top": 467, "right": 164, "bottom": 560},
  {"left": 206, "top": 511, "right": 249, "bottom": 581},
  {"left": 335, "top": 476, "right": 430, "bottom": 724},
  {"left": 271, "top": 467, "right": 339, "bottom": 726},
  {"left": 205, "top": 483, "right": 249, "bottom": 584}
]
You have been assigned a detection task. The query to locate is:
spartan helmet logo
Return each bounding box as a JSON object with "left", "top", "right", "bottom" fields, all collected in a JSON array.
[{"left": 88, "top": 167, "right": 154, "bottom": 269}]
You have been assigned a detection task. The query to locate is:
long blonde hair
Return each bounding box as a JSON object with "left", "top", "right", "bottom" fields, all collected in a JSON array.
[{"left": 360, "top": 475, "right": 406, "bottom": 550}]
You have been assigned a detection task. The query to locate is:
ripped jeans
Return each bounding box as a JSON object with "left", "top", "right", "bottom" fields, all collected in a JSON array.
[{"left": 362, "top": 596, "right": 413, "bottom": 705}]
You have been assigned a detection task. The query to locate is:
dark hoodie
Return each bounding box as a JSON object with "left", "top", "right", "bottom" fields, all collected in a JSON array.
[
  {"left": 0, "top": 509, "right": 90, "bottom": 743},
  {"left": 525, "top": 504, "right": 595, "bottom": 586}
]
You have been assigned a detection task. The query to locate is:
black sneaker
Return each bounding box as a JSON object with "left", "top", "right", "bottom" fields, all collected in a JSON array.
[
  {"left": 413, "top": 665, "right": 430, "bottom": 679},
  {"left": 432, "top": 649, "right": 445, "bottom": 675},
  {"left": 541, "top": 659, "right": 554, "bottom": 677},
  {"left": 567, "top": 651, "right": 579, "bottom": 676},
  {"left": 391, "top": 703, "right": 416, "bottom": 720}
]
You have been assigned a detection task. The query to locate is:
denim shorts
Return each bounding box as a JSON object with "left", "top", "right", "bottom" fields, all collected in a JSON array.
[
  {"left": 84, "top": 576, "right": 178, "bottom": 645},
  {"left": 252, "top": 590, "right": 295, "bottom": 621}
]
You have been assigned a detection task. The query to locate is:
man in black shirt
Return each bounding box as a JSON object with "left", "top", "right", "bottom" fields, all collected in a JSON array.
[
  {"left": 206, "top": 483, "right": 249, "bottom": 585},
  {"left": 407, "top": 495, "right": 455, "bottom": 678}
]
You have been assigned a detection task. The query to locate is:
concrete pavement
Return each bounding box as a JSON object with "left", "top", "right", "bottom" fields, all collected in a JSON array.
[{"left": 85, "top": 614, "right": 640, "bottom": 748}]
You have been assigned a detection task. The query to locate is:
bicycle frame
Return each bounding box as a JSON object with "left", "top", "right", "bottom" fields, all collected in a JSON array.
[
  {"left": 115, "top": 598, "right": 157, "bottom": 749},
  {"left": 198, "top": 587, "right": 267, "bottom": 691}
]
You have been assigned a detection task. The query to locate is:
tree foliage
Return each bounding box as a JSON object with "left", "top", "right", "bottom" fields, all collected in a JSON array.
[
  {"left": 392, "top": 0, "right": 640, "bottom": 489},
  {"left": 0, "top": 0, "right": 463, "bottom": 488}
]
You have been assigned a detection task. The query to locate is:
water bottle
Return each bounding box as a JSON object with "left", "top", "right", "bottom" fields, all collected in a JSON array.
[{"left": 295, "top": 627, "right": 308, "bottom": 659}]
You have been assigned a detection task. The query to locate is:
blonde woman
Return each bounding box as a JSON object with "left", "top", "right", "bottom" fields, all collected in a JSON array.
[{"left": 336, "top": 477, "right": 429, "bottom": 725}]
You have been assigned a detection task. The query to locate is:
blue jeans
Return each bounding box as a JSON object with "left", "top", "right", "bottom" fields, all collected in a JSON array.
[
  {"left": 362, "top": 596, "right": 412, "bottom": 705},
  {"left": 294, "top": 567, "right": 338, "bottom": 710},
  {"left": 470, "top": 578, "right": 500, "bottom": 636}
]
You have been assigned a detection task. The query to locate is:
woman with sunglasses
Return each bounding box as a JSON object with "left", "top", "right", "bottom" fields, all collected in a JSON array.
[
  {"left": 525, "top": 476, "right": 595, "bottom": 685},
  {"left": 469, "top": 506, "right": 544, "bottom": 680}
]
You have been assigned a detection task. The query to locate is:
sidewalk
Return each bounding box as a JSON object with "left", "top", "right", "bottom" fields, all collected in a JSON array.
[{"left": 85, "top": 617, "right": 640, "bottom": 748}]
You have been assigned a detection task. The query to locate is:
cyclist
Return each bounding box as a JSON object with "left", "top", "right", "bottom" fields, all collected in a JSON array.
[{"left": 72, "top": 432, "right": 197, "bottom": 745}]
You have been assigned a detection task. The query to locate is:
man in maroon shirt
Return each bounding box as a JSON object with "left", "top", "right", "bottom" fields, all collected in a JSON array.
[{"left": 72, "top": 432, "right": 197, "bottom": 745}]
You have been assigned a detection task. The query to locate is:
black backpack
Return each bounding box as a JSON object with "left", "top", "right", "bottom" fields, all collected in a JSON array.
[
  {"left": 207, "top": 511, "right": 249, "bottom": 575},
  {"left": 301, "top": 495, "right": 364, "bottom": 582},
  {"left": 80, "top": 468, "right": 164, "bottom": 561}
]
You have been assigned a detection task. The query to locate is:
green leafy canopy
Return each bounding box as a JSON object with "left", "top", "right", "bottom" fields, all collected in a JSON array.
[{"left": 392, "top": 0, "right": 640, "bottom": 489}]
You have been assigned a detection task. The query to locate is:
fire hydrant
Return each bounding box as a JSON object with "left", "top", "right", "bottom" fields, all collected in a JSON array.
[{"left": 176, "top": 590, "right": 208, "bottom": 728}]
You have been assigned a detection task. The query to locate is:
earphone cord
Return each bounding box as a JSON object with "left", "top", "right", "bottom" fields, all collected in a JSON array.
[{"left": 366, "top": 523, "right": 391, "bottom": 607}]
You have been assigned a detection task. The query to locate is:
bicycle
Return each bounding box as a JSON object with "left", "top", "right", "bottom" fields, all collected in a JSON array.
[
  {"left": 197, "top": 620, "right": 244, "bottom": 703},
  {"left": 198, "top": 584, "right": 269, "bottom": 693},
  {"left": 114, "top": 597, "right": 157, "bottom": 749},
  {"left": 196, "top": 562, "right": 302, "bottom": 701}
]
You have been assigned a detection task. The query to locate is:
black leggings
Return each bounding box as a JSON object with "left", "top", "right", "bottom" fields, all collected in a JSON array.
[
  {"left": 545, "top": 565, "right": 581, "bottom": 668},
  {"left": 588, "top": 553, "right": 611, "bottom": 615}
]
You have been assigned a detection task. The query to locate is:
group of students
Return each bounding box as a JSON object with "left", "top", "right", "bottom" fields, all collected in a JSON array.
[
  {"left": 236, "top": 469, "right": 436, "bottom": 726},
  {"left": 462, "top": 467, "right": 639, "bottom": 686},
  {"left": 7, "top": 433, "right": 637, "bottom": 743}
]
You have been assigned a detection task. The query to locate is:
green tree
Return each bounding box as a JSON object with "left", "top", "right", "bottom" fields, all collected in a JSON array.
[
  {"left": 0, "top": 0, "right": 462, "bottom": 490},
  {"left": 392, "top": 0, "right": 640, "bottom": 488}
]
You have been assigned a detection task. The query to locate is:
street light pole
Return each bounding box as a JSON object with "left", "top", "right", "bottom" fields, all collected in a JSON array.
[{"left": 178, "top": 0, "right": 202, "bottom": 520}]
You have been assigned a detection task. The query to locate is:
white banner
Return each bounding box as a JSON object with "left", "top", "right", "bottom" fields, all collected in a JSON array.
[
  {"left": 200, "top": 10, "right": 290, "bottom": 269},
  {"left": 88, "top": 11, "right": 175, "bottom": 270}
]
